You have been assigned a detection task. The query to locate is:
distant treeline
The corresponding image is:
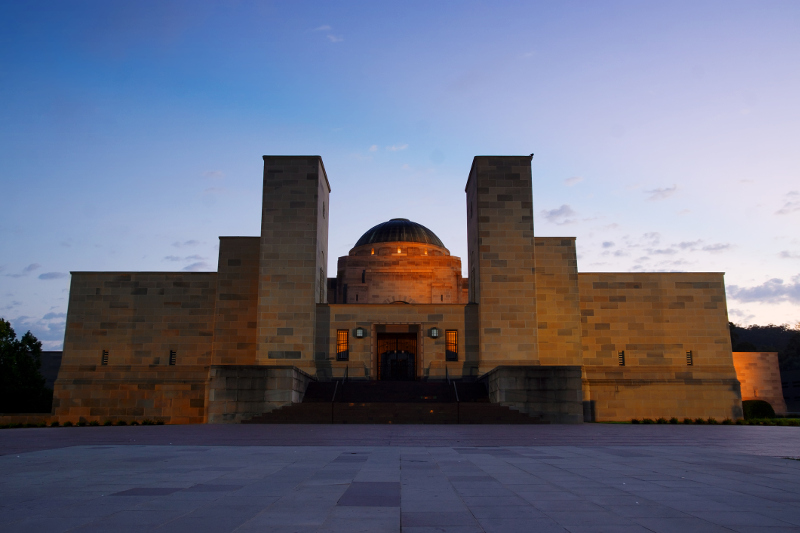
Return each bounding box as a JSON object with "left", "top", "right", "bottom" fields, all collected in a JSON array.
[{"left": 730, "top": 322, "right": 800, "bottom": 372}]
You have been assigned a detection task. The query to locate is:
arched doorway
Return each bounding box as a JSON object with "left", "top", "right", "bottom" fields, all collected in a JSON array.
[{"left": 377, "top": 332, "right": 417, "bottom": 381}]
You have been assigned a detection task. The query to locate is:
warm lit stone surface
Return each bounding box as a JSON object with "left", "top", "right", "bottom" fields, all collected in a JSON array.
[
  {"left": 732, "top": 352, "right": 788, "bottom": 415},
  {"left": 466, "top": 156, "right": 540, "bottom": 369},
  {"left": 54, "top": 154, "right": 747, "bottom": 425},
  {"left": 579, "top": 272, "right": 741, "bottom": 421},
  {"left": 2, "top": 425, "right": 800, "bottom": 533},
  {"left": 256, "top": 156, "right": 330, "bottom": 368}
]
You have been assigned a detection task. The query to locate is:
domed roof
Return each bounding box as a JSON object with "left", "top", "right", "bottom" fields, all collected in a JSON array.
[{"left": 354, "top": 218, "right": 445, "bottom": 248}]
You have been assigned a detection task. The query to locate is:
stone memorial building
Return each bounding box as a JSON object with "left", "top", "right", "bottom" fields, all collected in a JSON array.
[{"left": 53, "top": 155, "right": 743, "bottom": 424}]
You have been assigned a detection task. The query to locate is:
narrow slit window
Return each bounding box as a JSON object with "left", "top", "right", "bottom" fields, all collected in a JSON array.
[
  {"left": 446, "top": 330, "right": 458, "bottom": 361},
  {"left": 686, "top": 350, "right": 693, "bottom": 366},
  {"left": 336, "top": 330, "right": 349, "bottom": 361},
  {"left": 618, "top": 351, "right": 625, "bottom": 366},
  {"left": 361, "top": 269, "right": 366, "bottom": 283},
  {"left": 169, "top": 350, "right": 177, "bottom": 366},
  {"left": 101, "top": 350, "right": 109, "bottom": 366}
]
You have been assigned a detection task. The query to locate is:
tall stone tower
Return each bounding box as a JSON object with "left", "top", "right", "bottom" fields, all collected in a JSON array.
[
  {"left": 256, "top": 156, "right": 330, "bottom": 372},
  {"left": 466, "top": 156, "right": 539, "bottom": 371}
]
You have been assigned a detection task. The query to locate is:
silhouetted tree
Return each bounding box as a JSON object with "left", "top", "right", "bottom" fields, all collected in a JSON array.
[
  {"left": 0, "top": 318, "right": 52, "bottom": 413},
  {"left": 779, "top": 333, "right": 800, "bottom": 373}
]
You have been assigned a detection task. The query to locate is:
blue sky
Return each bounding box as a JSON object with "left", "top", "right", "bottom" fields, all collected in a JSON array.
[{"left": 1, "top": 0, "right": 799, "bottom": 349}]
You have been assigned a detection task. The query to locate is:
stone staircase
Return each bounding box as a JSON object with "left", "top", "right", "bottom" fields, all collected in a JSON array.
[{"left": 243, "top": 380, "right": 546, "bottom": 424}]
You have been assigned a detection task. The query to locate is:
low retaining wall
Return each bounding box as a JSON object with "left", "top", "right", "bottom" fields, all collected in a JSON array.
[
  {"left": 53, "top": 365, "right": 210, "bottom": 425},
  {"left": 0, "top": 414, "right": 53, "bottom": 426},
  {"left": 207, "top": 365, "right": 314, "bottom": 423},
  {"left": 481, "top": 366, "right": 583, "bottom": 424}
]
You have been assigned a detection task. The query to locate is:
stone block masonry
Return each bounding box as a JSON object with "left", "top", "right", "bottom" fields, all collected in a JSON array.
[
  {"left": 732, "top": 351, "right": 787, "bottom": 415},
  {"left": 256, "top": 156, "right": 330, "bottom": 370},
  {"left": 212, "top": 237, "right": 260, "bottom": 366},
  {"left": 580, "top": 272, "right": 742, "bottom": 421},
  {"left": 466, "top": 156, "right": 539, "bottom": 371},
  {"left": 207, "top": 365, "right": 313, "bottom": 423},
  {"left": 482, "top": 366, "right": 584, "bottom": 423},
  {"left": 55, "top": 271, "right": 217, "bottom": 423}
]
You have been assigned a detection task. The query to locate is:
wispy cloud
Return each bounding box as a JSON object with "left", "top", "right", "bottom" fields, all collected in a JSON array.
[
  {"left": 728, "top": 308, "right": 756, "bottom": 323},
  {"left": 776, "top": 191, "right": 800, "bottom": 215},
  {"left": 183, "top": 262, "right": 211, "bottom": 272},
  {"left": 203, "top": 170, "right": 225, "bottom": 179},
  {"left": 38, "top": 272, "right": 68, "bottom": 280},
  {"left": 645, "top": 240, "right": 731, "bottom": 255},
  {"left": 676, "top": 240, "right": 701, "bottom": 249},
  {"left": 602, "top": 241, "right": 614, "bottom": 248},
  {"left": 779, "top": 250, "right": 800, "bottom": 259},
  {"left": 386, "top": 144, "right": 408, "bottom": 151},
  {"left": 164, "top": 254, "right": 207, "bottom": 266},
  {"left": 311, "top": 24, "right": 342, "bottom": 42},
  {"left": 541, "top": 204, "right": 577, "bottom": 225},
  {"left": 172, "top": 240, "right": 201, "bottom": 248},
  {"left": 642, "top": 232, "right": 661, "bottom": 246},
  {"left": 369, "top": 145, "right": 378, "bottom": 152},
  {"left": 727, "top": 275, "right": 800, "bottom": 304},
  {"left": 6, "top": 263, "right": 41, "bottom": 278},
  {"left": 2, "top": 300, "right": 22, "bottom": 311},
  {"left": 564, "top": 176, "right": 583, "bottom": 186},
  {"left": 10, "top": 312, "right": 69, "bottom": 347},
  {"left": 701, "top": 243, "right": 731, "bottom": 253},
  {"left": 644, "top": 185, "right": 677, "bottom": 201},
  {"left": 649, "top": 248, "right": 677, "bottom": 255}
]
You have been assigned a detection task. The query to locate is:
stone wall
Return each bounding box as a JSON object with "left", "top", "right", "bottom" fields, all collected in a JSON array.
[
  {"left": 256, "top": 156, "right": 330, "bottom": 367},
  {"left": 53, "top": 365, "right": 209, "bottom": 424},
  {"left": 534, "top": 237, "right": 582, "bottom": 366},
  {"left": 207, "top": 365, "right": 313, "bottom": 423},
  {"left": 55, "top": 271, "right": 217, "bottom": 423},
  {"left": 579, "top": 272, "right": 742, "bottom": 421},
  {"left": 61, "top": 272, "right": 217, "bottom": 366},
  {"left": 212, "top": 237, "right": 259, "bottom": 365},
  {"left": 316, "top": 303, "right": 471, "bottom": 380},
  {"left": 336, "top": 242, "right": 463, "bottom": 305},
  {"left": 466, "top": 156, "right": 540, "bottom": 370},
  {"left": 732, "top": 352, "right": 787, "bottom": 415},
  {"left": 481, "top": 366, "right": 583, "bottom": 423}
]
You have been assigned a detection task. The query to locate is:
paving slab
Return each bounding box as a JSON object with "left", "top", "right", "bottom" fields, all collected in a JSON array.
[{"left": 1, "top": 424, "right": 799, "bottom": 532}]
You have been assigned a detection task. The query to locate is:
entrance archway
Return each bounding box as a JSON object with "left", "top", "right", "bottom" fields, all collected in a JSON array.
[{"left": 377, "top": 332, "right": 417, "bottom": 381}]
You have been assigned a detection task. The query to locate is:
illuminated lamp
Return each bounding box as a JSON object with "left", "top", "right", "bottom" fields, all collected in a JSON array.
[
  {"left": 354, "top": 327, "right": 366, "bottom": 338},
  {"left": 430, "top": 327, "right": 440, "bottom": 339}
]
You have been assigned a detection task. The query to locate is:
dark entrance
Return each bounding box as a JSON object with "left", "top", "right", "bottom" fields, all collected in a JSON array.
[{"left": 377, "top": 333, "right": 417, "bottom": 381}]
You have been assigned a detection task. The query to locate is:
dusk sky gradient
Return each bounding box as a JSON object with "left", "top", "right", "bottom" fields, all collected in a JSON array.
[{"left": 1, "top": 1, "right": 799, "bottom": 349}]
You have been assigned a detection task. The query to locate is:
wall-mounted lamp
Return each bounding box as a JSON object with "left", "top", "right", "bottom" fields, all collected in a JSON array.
[
  {"left": 429, "top": 327, "right": 440, "bottom": 339},
  {"left": 354, "top": 327, "right": 366, "bottom": 338}
]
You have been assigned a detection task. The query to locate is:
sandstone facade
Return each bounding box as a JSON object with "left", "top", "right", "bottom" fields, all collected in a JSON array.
[{"left": 52, "top": 154, "right": 745, "bottom": 423}]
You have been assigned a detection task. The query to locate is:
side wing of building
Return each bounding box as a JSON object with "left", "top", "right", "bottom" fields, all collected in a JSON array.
[{"left": 578, "top": 272, "right": 742, "bottom": 421}]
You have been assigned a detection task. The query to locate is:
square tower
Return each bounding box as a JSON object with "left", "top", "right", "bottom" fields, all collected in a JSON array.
[
  {"left": 466, "top": 156, "right": 539, "bottom": 369},
  {"left": 256, "top": 156, "right": 330, "bottom": 369}
]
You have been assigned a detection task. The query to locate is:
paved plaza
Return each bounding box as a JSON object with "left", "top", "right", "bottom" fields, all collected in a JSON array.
[{"left": 2, "top": 424, "right": 800, "bottom": 532}]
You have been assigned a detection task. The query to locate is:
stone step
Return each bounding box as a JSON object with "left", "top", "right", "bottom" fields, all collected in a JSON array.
[
  {"left": 303, "top": 381, "right": 490, "bottom": 404},
  {"left": 243, "top": 401, "right": 546, "bottom": 424}
]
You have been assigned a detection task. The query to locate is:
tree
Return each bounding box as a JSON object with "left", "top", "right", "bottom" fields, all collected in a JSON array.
[
  {"left": 0, "top": 318, "right": 52, "bottom": 413},
  {"left": 779, "top": 332, "right": 800, "bottom": 373}
]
